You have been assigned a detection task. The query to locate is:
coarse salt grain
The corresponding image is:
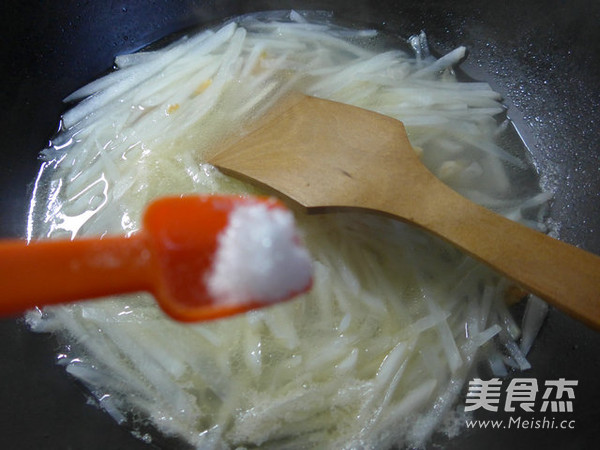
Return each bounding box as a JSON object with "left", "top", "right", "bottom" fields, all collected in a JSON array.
[{"left": 206, "top": 201, "right": 312, "bottom": 305}]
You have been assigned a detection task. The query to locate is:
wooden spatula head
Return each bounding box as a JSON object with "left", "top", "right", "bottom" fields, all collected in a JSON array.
[{"left": 209, "top": 94, "right": 427, "bottom": 214}]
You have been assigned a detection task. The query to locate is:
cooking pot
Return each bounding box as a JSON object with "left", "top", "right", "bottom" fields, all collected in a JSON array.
[{"left": 0, "top": 1, "right": 598, "bottom": 449}]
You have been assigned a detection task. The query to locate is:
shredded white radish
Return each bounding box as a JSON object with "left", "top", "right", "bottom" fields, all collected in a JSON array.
[{"left": 26, "top": 10, "right": 552, "bottom": 450}]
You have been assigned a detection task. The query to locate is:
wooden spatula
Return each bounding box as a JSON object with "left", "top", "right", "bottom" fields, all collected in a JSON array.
[{"left": 209, "top": 93, "right": 600, "bottom": 330}]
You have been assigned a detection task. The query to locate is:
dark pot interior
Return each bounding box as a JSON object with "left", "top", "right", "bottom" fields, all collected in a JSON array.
[{"left": 0, "top": 1, "right": 598, "bottom": 449}]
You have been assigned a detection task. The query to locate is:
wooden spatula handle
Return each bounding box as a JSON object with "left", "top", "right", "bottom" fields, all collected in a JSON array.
[
  {"left": 398, "top": 179, "right": 600, "bottom": 329},
  {"left": 0, "top": 236, "right": 151, "bottom": 316}
]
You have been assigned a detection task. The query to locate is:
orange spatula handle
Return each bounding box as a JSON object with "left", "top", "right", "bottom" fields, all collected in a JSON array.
[{"left": 0, "top": 235, "right": 152, "bottom": 316}]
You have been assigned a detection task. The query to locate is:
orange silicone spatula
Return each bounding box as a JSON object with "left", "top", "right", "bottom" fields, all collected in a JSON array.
[{"left": 0, "top": 195, "right": 312, "bottom": 322}]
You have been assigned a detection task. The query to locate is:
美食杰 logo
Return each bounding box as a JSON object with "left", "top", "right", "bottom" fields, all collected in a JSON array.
[{"left": 463, "top": 378, "right": 577, "bottom": 430}]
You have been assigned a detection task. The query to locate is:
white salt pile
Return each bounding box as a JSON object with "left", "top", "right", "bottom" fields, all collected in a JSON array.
[{"left": 207, "top": 201, "right": 313, "bottom": 304}]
